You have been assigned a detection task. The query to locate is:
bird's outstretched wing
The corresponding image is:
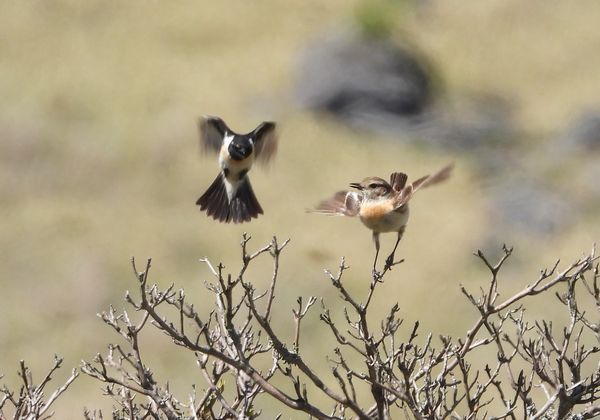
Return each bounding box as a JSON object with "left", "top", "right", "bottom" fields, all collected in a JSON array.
[
  {"left": 198, "top": 115, "right": 229, "bottom": 154},
  {"left": 411, "top": 163, "right": 454, "bottom": 193},
  {"left": 394, "top": 164, "right": 454, "bottom": 208},
  {"left": 310, "top": 191, "right": 361, "bottom": 217},
  {"left": 251, "top": 122, "right": 278, "bottom": 163}
]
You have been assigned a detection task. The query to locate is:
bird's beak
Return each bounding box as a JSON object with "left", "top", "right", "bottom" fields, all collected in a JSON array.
[{"left": 349, "top": 182, "right": 363, "bottom": 190}]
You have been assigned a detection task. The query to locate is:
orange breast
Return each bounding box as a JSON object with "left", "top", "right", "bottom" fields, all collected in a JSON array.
[
  {"left": 359, "top": 201, "right": 409, "bottom": 232},
  {"left": 360, "top": 202, "right": 392, "bottom": 220}
]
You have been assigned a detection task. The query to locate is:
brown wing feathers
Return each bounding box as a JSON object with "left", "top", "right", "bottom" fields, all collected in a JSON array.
[
  {"left": 199, "top": 116, "right": 229, "bottom": 154},
  {"left": 394, "top": 164, "right": 453, "bottom": 208},
  {"left": 311, "top": 191, "right": 360, "bottom": 217},
  {"left": 411, "top": 164, "right": 454, "bottom": 192},
  {"left": 252, "top": 122, "right": 278, "bottom": 163}
]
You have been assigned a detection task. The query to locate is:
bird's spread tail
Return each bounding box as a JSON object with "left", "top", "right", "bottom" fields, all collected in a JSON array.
[
  {"left": 196, "top": 174, "right": 230, "bottom": 222},
  {"left": 196, "top": 174, "right": 263, "bottom": 223}
]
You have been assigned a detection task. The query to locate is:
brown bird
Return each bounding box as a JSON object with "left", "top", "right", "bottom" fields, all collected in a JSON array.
[
  {"left": 196, "top": 116, "right": 278, "bottom": 223},
  {"left": 311, "top": 164, "right": 453, "bottom": 272}
]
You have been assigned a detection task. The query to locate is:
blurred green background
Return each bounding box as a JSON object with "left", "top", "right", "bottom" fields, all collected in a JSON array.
[{"left": 1, "top": 0, "right": 599, "bottom": 416}]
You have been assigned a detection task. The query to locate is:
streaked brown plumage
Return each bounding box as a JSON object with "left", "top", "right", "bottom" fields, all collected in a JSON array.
[{"left": 311, "top": 164, "right": 453, "bottom": 272}]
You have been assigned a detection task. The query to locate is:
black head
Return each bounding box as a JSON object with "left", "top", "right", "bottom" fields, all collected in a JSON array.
[{"left": 228, "top": 136, "right": 253, "bottom": 161}]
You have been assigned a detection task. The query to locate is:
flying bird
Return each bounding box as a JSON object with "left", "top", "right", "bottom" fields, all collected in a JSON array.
[
  {"left": 311, "top": 164, "right": 453, "bottom": 272},
  {"left": 196, "top": 116, "right": 278, "bottom": 223}
]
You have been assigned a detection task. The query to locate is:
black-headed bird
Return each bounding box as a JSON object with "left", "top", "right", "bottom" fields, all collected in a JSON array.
[
  {"left": 311, "top": 164, "right": 453, "bottom": 271},
  {"left": 196, "top": 116, "right": 278, "bottom": 223}
]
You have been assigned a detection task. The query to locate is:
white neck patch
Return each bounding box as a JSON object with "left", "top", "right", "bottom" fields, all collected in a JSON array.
[{"left": 223, "top": 132, "right": 234, "bottom": 148}]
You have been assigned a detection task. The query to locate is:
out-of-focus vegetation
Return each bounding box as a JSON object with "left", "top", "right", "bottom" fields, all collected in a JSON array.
[{"left": 1, "top": 0, "right": 599, "bottom": 415}]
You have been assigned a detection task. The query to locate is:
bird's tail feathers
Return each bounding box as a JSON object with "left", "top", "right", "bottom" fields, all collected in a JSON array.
[
  {"left": 229, "top": 178, "right": 263, "bottom": 223},
  {"left": 196, "top": 174, "right": 263, "bottom": 223},
  {"left": 390, "top": 172, "right": 408, "bottom": 192},
  {"left": 197, "top": 174, "right": 232, "bottom": 222}
]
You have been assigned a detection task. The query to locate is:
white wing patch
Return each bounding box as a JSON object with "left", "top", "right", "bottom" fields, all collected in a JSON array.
[
  {"left": 310, "top": 190, "right": 362, "bottom": 217},
  {"left": 344, "top": 191, "right": 361, "bottom": 216}
]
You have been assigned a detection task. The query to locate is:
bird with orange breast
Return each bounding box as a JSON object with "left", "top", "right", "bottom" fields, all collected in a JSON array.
[{"left": 311, "top": 164, "right": 453, "bottom": 273}]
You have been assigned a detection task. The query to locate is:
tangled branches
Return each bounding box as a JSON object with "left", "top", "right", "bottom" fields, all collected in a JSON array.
[
  {"left": 77, "top": 236, "right": 599, "bottom": 419},
  {"left": 0, "top": 357, "right": 78, "bottom": 420}
]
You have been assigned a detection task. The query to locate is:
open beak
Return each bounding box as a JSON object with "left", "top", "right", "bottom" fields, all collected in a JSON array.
[{"left": 349, "top": 182, "right": 363, "bottom": 190}]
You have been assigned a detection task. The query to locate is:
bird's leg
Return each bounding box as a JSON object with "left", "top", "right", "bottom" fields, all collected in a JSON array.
[
  {"left": 385, "top": 226, "right": 405, "bottom": 271},
  {"left": 372, "top": 232, "right": 381, "bottom": 275}
]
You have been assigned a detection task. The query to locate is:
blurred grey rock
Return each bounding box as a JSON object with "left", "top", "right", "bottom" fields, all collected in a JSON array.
[
  {"left": 555, "top": 107, "right": 600, "bottom": 153},
  {"left": 488, "top": 180, "right": 573, "bottom": 236},
  {"left": 294, "top": 30, "right": 516, "bottom": 151},
  {"left": 295, "top": 29, "right": 432, "bottom": 123}
]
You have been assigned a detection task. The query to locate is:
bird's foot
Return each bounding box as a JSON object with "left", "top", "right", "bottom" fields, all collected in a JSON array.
[
  {"left": 384, "top": 255, "right": 405, "bottom": 272},
  {"left": 384, "top": 254, "right": 395, "bottom": 271}
]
